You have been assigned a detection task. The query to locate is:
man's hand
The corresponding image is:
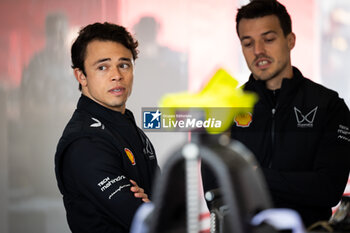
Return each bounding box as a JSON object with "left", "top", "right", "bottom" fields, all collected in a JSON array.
[{"left": 130, "top": 179, "right": 150, "bottom": 203}]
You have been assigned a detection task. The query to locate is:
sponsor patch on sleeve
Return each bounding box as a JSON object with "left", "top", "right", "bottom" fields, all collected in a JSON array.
[
  {"left": 97, "top": 175, "right": 131, "bottom": 200},
  {"left": 338, "top": 125, "right": 350, "bottom": 142}
]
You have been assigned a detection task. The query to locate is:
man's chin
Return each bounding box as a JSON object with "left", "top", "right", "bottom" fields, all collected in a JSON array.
[{"left": 252, "top": 73, "right": 272, "bottom": 82}]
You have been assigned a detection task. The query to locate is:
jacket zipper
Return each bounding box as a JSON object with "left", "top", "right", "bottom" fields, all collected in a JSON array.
[
  {"left": 269, "top": 92, "right": 279, "bottom": 168},
  {"left": 269, "top": 108, "right": 276, "bottom": 168}
]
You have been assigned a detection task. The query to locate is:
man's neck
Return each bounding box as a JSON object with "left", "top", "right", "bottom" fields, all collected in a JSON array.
[
  {"left": 266, "top": 78, "right": 285, "bottom": 90},
  {"left": 265, "top": 66, "right": 294, "bottom": 90}
]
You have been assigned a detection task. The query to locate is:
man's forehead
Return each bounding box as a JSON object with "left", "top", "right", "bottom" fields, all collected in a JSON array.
[
  {"left": 238, "top": 15, "right": 282, "bottom": 38},
  {"left": 85, "top": 40, "right": 133, "bottom": 60}
]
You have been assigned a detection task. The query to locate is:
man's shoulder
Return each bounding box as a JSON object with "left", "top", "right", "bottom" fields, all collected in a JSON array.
[
  {"left": 292, "top": 67, "right": 341, "bottom": 101},
  {"left": 56, "top": 110, "right": 117, "bottom": 157},
  {"left": 63, "top": 110, "right": 109, "bottom": 137},
  {"left": 302, "top": 77, "right": 338, "bottom": 96},
  {"left": 296, "top": 76, "right": 346, "bottom": 106},
  {"left": 298, "top": 77, "right": 349, "bottom": 118}
]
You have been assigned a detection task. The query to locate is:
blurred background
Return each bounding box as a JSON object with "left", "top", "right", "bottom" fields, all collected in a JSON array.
[{"left": 0, "top": 0, "right": 349, "bottom": 232}]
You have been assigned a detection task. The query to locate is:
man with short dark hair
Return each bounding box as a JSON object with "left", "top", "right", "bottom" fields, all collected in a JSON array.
[
  {"left": 230, "top": 0, "right": 350, "bottom": 227},
  {"left": 55, "top": 22, "right": 160, "bottom": 233}
]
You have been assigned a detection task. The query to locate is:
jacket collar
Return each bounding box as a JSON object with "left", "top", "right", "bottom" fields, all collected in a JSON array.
[
  {"left": 76, "top": 94, "right": 135, "bottom": 125},
  {"left": 244, "top": 67, "right": 305, "bottom": 108}
]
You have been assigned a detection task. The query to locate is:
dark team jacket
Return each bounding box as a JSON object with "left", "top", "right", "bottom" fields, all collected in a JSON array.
[
  {"left": 55, "top": 95, "right": 160, "bottom": 233},
  {"left": 230, "top": 67, "right": 350, "bottom": 227}
]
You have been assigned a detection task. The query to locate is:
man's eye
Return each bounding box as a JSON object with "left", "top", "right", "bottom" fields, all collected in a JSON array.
[
  {"left": 265, "top": 38, "right": 275, "bottom": 43},
  {"left": 98, "top": 66, "right": 107, "bottom": 71},
  {"left": 243, "top": 43, "right": 252, "bottom": 48},
  {"left": 119, "top": 63, "right": 130, "bottom": 69}
]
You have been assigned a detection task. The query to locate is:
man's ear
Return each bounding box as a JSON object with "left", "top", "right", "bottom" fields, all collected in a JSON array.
[
  {"left": 74, "top": 68, "right": 87, "bottom": 88},
  {"left": 287, "top": 32, "right": 296, "bottom": 50}
]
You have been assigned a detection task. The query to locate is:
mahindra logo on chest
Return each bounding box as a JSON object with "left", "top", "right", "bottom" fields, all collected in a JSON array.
[{"left": 294, "top": 106, "right": 318, "bottom": 128}]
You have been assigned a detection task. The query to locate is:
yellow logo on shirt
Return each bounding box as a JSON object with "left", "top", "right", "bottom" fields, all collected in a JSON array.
[
  {"left": 124, "top": 148, "right": 136, "bottom": 165},
  {"left": 234, "top": 112, "right": 252, "bottom": 127}
]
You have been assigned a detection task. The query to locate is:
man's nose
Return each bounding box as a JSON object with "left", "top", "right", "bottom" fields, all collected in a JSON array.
[
  {"left": 111, "top": 67, "right": 123, "bottom": 81},
  {"left": 254, "top": 40, "right": 265, "bottom": 56}
]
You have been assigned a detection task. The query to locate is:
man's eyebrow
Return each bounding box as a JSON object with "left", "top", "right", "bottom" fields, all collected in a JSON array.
[
  {"left": 119, "top": 57, "right": 132, "bottom": 62},
  {"left": 262, "top": 30, "right": 277, "bottom": 36},
  {"left": 92, "top": 57, "right": 133, "bottom": 66},
  {"left": 240, "top": 30, "right": 277, "bottom": 41},
  {"left": 240, "top": 36, "right": 251, "bottom": 41},
  {"left": 93, "top": 58, "right": 111, "bottom": 66}
]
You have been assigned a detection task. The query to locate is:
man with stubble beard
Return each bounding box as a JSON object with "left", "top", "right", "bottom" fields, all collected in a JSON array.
[{"left": 202, "top": 0, "right": 350, "bottom": 228}]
